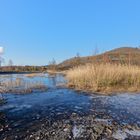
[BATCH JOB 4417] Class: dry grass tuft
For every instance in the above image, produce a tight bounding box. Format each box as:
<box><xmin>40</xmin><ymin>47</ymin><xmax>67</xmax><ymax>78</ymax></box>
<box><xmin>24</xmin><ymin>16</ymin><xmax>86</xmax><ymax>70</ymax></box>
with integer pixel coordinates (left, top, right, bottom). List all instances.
<box><xmin>66</xmin><ymin>63</ymin><xmax>140</xmax><ymax>93</ymax></box>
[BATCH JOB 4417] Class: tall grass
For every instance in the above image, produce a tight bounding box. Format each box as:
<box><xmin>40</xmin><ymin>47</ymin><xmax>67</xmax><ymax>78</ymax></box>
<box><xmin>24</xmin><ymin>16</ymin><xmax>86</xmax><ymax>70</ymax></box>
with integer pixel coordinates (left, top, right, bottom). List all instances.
<box><xmin>66</xmin><ymin>63</ymin><xmax>140</xmax><ymax>93</ymax></box>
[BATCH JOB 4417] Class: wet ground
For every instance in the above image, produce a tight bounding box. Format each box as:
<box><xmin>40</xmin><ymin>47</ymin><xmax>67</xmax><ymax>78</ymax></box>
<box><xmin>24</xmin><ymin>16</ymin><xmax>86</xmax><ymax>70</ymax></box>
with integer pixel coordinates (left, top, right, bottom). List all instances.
<box><xmin>0</xmin><ymin>74</ymin><xmax>140</xmax><ymax>140</ymax></box>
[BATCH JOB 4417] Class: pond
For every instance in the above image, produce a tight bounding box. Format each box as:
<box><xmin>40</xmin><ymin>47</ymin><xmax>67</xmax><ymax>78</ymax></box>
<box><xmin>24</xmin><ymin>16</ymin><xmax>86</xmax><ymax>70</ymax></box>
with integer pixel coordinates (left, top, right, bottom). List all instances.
<box><xmin>0</xmin><ymin>73</ymin><xmax>140</xmax><ymax>140</ymax></box>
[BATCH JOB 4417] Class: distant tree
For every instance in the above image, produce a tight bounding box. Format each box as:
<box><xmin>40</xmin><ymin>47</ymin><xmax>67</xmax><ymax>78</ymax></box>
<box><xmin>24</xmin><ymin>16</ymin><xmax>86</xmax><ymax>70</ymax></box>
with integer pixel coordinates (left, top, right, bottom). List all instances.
<box><xmin>93</xmin><ymin>44</ymin><xmax>99</xmax><ymax>56</ymax></box>
<box><xmin>8</xmin><ymin>59</ymin><xmax>13</xmax><ymax>66</ymax></box>
<box><xmin>49</xmin><ymin>58</ymin><xmax>56</xmax><ymax>65</ymax></box>
<box><xmin>0</xmin><ymin>57</ymin><xmax>4</xmax><ymax>67</ymax></box>
<box><xmin>75</xmin><ymin>52</ymin><xmax>81</xmax><ymax>66</ymax></box>
<box><xmin>76</xmin><ymin>52</ymin><xmax>80</xmax><ymax>58</ymax></box>
<box><xmin>49</xmin><ymin>58</ymin><xmax>57</xmax><ymax>71</ymax></box>
<box><xmin>92</xmin><ymin>45</ymin><xmax>99</xmax><ymax>64</ymax></box>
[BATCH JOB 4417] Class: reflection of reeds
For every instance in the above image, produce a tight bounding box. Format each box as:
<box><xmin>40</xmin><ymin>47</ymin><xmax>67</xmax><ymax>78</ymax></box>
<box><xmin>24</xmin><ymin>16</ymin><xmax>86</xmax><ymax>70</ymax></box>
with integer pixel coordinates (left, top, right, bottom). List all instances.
<box><xmin>67</xmin><ymin>63</ymin><xmax>140</xmax><ymax>93</ymax></box>
<box><xmin>1</xmin><ymin>78</ymin><xmax>47</xmax><ymax>94</ymax></box>
<box><xmin>24</xmin><ymin>73</ymin><xmax>46</xmax><ymax>78</ymax></box>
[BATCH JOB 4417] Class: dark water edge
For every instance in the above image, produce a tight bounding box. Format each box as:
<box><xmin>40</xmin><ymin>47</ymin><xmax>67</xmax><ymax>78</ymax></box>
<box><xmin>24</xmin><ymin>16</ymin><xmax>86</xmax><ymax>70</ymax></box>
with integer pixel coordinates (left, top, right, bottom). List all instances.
<box><xmin>0</xmin><ymin>72</ymin><xmax>40</xmax><ymax>75</ymax></box>
<box><xmin>0</xmin><ymin>74</ymin><xmax>140</xmax><ymax>140</ymax></box>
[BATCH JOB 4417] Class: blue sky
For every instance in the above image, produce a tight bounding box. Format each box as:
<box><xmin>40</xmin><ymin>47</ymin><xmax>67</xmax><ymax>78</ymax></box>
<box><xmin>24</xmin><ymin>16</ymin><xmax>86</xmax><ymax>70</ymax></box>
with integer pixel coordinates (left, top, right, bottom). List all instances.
<box><xmin>0</xmin><ymin>0</ymin><xmax>140</xmax><ymax>65</ymax></box>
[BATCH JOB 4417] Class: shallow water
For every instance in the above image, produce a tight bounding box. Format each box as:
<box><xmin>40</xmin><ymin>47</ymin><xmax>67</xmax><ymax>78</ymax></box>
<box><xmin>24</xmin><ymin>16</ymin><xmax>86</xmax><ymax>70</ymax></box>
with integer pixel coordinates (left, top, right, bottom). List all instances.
<box><xmin>0</xmin><ymin>73</ymin><xmax>140</xmax><ymax>138</ymax></box>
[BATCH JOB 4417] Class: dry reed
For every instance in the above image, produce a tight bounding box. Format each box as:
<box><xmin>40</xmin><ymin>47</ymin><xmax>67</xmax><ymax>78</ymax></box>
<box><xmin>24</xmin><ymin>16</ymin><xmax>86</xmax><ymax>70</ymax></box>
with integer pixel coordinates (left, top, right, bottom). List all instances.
<box><xmin>1</xmin><ymin>78</ymin><xmax>47</xmax><ymax>93</ymax></box>
<box><xmin>66</xmin><ymin>63</ymin><xmax>140</xmax><ymax>93</ymax></box>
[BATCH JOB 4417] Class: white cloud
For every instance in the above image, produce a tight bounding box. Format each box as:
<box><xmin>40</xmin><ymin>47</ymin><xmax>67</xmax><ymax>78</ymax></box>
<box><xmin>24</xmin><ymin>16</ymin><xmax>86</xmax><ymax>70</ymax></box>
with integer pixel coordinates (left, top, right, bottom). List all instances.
<box><xmin>0</xmin><ymin>46</ymin><xmax>4</xmax><ymax>54</ymax></box>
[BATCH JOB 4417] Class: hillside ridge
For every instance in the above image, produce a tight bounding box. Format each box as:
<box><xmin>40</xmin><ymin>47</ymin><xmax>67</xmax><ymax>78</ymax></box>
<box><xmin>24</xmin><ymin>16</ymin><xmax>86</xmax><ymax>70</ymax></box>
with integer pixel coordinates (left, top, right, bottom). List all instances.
<box><xmin>58</xmin><ymin>47</ymin><xmax>140</xmax><ymax>70</ymax></box>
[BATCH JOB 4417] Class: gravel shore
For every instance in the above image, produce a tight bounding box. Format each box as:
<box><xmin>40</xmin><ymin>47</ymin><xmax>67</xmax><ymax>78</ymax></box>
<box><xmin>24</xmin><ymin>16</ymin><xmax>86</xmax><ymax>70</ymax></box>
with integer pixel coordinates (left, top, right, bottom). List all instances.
<box><xmin>1</xmin><ymin>113</ymin><xmax>140</xmax><ymax>140</ymax></box>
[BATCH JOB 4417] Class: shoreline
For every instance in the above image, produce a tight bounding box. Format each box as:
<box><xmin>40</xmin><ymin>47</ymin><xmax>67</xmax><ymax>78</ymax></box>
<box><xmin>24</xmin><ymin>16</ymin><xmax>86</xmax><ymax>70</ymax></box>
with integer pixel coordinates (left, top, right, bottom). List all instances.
<box><xmin>1</xmin><ymin>71</ymin><xmax>140</xmax><ymax>95</ymax></box>
<box><xmin>66</xmin><ymin>84</ymin><xmax>140</xmax><ymax>95</ymax></box>
<box><xmin>0</xmin><ymin>71</ymin><xmax>41</xmax><ymax>75</ymax></box>
<box><xmin>1</xmin><ymin>112</ymin><xmax>140</xmax><ymax>140</ymax></box>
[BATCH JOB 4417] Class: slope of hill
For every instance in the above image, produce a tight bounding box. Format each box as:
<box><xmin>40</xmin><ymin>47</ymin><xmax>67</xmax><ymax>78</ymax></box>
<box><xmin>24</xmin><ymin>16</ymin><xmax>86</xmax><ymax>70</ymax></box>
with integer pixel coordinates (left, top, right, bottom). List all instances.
<box><xmin>58</xmin><ymin>47</ymin><xmax>140</xmax><ymax>70</ymax></box>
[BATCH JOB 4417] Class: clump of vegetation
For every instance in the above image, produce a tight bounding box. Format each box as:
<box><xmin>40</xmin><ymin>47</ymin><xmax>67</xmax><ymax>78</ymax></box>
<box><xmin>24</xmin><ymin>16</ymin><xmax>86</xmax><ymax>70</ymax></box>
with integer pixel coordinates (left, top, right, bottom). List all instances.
<box><xmin>0</xmin><ymin>65</ymin><xmax>47</xmax><ymax>73</ymax></box>
<box><xmin>1</xmin><ymin>78</ymin><xmax>47</xmax><ymax>94</ymax></box>
<box><xmin>66</xmin><ymin>63</ymin><xmax>140</xmax><ymax>93</ymax></box>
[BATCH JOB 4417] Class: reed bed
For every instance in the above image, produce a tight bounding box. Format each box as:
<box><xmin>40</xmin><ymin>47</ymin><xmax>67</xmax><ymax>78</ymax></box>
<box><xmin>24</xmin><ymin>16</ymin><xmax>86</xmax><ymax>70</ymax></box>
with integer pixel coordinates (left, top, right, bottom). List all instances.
<box><xmin>1</xmin><ymin>78</ymin><xmax>47</xmax><ymax>94</ymax></box>
<box><xmin>66</xmin><ymin>63</ymin><xmax>140</xmax><ymax>93</ymax></box>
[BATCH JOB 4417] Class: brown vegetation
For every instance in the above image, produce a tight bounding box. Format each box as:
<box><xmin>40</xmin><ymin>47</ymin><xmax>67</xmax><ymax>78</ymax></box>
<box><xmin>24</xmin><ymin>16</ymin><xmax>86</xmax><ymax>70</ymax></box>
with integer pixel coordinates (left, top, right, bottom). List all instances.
<box><xmin>66</xmin><ymin>63</ymin><xmax>140</xmax><ymax>93</ymax></box>
<box><xmin>0</xmin><ymin>66</ymin><xmax>47</xmax><ymax>73</ymax></box>
<box><xmin>24</xmin><ymin>73</ymin><xmax>46</xmax><ymax>78</ymax></box>
<box><xmin>58</xmin><ymin>47</ymin><xmax>140</xmax><ymax>70</ymax></box>
<box><xmin>1</xmin><ymin>78</ymin><xmax>47</xmax><ymax>94</ymax></box>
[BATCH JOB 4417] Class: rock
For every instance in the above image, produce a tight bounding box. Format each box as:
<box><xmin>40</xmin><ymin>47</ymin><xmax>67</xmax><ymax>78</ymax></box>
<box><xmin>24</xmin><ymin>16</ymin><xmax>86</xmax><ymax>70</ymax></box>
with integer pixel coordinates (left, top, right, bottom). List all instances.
<box><xmin>29</xmin><ymin>135</ymin><xmax>33</xmax><ymax>138</ymax></box>
<box><xmin>0</xmin><ymin>128</ymin><xmax>3</xmax><ymax>132</ymax></box>
<box><xmin>63</xmin><ymin>128</ymin><xmax>68</xmax><ymax>132</ymax></box>
<box><xmin>71</xmin><ymin>113</ymin><xmax>77</xmax><ymax>117</ymax></box>
<box><xmin>52</xmin><ymin>131</ymin><xmax>55</xmax><ymax>135</ymax></box>
<box><xmin>36</xmin><ymin>136</ymin><xmax>40</xmax><ymax>140</ymax></box>
<box><xmin>106</xmin><ymin>128</ymin><xmax>112</xmax><ymax>135</ymax></box>
<box><xmin>93</xmin><ymin>124</ymin><xmax>104</xmax><ymax>135</ymax></box>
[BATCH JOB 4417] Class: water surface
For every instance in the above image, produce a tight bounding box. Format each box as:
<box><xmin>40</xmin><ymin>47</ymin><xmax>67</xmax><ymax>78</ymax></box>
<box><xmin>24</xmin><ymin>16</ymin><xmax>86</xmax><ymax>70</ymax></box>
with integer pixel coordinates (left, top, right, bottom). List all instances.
<box><xmin>0</xmin><ymin>73</ymin><xmax>140</xmax><ymax>137</ymax></box>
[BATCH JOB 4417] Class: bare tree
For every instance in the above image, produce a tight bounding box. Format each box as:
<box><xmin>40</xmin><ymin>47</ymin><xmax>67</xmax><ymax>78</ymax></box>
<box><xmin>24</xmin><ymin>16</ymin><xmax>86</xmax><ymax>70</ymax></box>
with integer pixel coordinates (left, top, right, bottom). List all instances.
<box><xmin>8</xmin><ymin>59</ymin><xmax>13</xmax><ymax>66</ymax></box>
<box><xmin>93</xmin><ymin>44</ymin><xmax>99</xmax><ymax>56</ymax></box>
<box><xmin>76</xmin><ymin>52</ymin><xmax>80</xmax><ymax>58</ymax></box>
<box><xmin>0</xmin><ymin>56</ymin><xmax>4</xmax><ymax>67</ymax></box>
<box><xmin>49</xmin><ymin>58</ymin><xmax>57</xmax><ymax>71</ymax></box>
<box><xmin>92</xmin><ymin>44</ymin><xmax>99</xmax><ymax>64</ymax></box>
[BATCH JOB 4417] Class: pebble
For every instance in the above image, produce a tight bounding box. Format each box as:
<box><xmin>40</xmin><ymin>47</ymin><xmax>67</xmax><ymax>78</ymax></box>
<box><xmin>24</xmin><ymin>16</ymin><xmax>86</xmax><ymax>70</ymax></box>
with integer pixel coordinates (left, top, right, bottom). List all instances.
<box><xmin>63</xmin><ymin>128</ymin><xmax>68</xmax><ymax>132</ymax></box>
